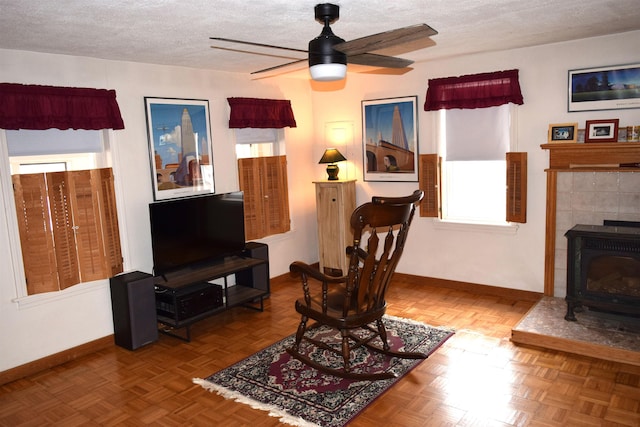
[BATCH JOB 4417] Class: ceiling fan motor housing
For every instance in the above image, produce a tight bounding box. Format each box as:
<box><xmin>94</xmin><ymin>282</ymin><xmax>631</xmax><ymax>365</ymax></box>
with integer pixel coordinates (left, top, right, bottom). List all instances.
<box><xmin>308</xmin><ymin>27</ymin><xmax>346</xmax><ymax>66</ymax></box>
<box><xmin>309</xmin><ymin>3</ymin><xmax>347</xmax><ymax>70</ymax></box>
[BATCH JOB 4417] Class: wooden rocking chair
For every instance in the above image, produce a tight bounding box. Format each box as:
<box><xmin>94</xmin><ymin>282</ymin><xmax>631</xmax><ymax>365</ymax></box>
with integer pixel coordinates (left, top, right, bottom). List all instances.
<box><xmin>287</xmin><ymin>190</ymin><xmax>425</xmax><ymax>380</ymax></box>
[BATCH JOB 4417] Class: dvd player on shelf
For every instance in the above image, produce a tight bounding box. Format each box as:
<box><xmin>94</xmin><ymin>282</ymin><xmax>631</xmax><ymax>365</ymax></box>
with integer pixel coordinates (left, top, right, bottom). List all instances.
<box><xmin>155</xmin><ymin>282</ymin><xmax>223</xmax><ymax>321</ymax></box>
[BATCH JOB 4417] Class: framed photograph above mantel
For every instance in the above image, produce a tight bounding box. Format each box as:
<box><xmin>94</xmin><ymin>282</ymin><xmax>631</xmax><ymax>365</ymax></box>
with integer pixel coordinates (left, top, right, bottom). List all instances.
<box><xmin>362</xmin><ymin>96</ymin><xmax>419</xmax><ymax>182</ymax></box>
<box><xmin>568</xmin><ymin>63</ymin><xmax>640</xmax><ymax>112</ymax></box>
<box><xmin>548</xmin><ymin>123</ymin><xmax>578</xmax><ymax>143</ymax></box>
<box><xmin>584</xmin><ymin>119</ymin><xmax>619</xmax><ymax>143</ymax></box>
<box><xmin>144</xmin><ymin>97</ymin><xmax>214</xmax><ymax>201</ymax></box>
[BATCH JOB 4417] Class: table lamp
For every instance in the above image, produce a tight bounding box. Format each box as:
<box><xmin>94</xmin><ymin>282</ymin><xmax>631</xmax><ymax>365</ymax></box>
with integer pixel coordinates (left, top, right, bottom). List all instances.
<box><xmin>318</xmin><ymin>148</ymin><xmax>347</xmax><ymax>180</ymax></box>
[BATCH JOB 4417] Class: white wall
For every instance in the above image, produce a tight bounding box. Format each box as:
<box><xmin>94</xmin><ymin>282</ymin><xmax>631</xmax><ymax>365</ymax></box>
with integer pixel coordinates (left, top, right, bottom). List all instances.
<box><xmin>0</xmin><ymin>50</ymin><xmax>318</xmax><ymax>371</ymax></box>
<box><xmin>308</xmin><ymin>30</ymin><xmax>640</xmax><ymax>293</ymax></box>
<box><xmin>1</xmin><ymin>29</ymin><xmax>639</xmax><ymax>372</ymax></box>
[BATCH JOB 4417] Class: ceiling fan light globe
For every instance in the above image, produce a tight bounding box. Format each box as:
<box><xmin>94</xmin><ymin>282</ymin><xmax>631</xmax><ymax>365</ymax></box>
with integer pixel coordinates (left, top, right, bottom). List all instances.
<box><xmin>309</xmin><ymin>63</ymin><xmax>347</xmax><ymax>81</ymax></box>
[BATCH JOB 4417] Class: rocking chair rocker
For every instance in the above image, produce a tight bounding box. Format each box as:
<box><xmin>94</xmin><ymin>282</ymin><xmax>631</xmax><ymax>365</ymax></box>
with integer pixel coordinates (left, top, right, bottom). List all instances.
<box><xmin>287</xmin><ymin>190</ymin><xmax>425</xmax><ymax>380</ymax></box>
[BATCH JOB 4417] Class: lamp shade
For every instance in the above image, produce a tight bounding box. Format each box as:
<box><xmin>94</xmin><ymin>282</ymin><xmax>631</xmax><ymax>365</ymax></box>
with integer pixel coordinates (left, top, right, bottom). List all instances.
<box><xmin>319</xmin><ymin>148</ymin><xmax>347</xmax><ymax>180</ymax></box>
<box><xmin>319</xmin><ymin>148</ymin><xmax>347</xmax><ymax>164</ymax></box>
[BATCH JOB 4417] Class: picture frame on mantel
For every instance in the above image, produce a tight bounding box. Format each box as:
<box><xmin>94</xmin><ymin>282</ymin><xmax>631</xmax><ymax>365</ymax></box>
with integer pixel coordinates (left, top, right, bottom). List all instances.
<box><xmin>362</xmin><ymin>96</ymin><xmax>419</xmax><ymax>182</ymax></box>
<box><xmin>144</xmin><ymin>97</ymin><xmax>214</xmax><ymax>201</ymax></box>
<box><xmin>548</xmin><ymin>123</ymin><xmax>578</xmax><ymax>143</ymax></box>
<box><xmin>568</xmin><ymin>63</ymin><xmax>640</xmax><ymax>112</ymax></box>
<box><xmin>584</xmin><ymin>119</ymin><xmax>619</xmax><ymax>143</ymax></box>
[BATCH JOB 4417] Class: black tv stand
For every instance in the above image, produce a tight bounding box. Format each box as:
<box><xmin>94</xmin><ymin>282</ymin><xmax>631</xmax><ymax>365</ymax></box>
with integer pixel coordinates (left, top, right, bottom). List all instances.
<box><xmin>153</xmin><ymin>242</ymin><xmax>269</xmax><ymax>342</ymax></box>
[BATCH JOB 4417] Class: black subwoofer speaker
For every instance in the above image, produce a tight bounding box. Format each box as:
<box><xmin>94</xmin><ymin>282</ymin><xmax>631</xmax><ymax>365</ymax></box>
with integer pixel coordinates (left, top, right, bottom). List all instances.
<box><xmin>109</xmin><ymin>271</ymin><xmax>158</xmax><ymax>350</ymax></box>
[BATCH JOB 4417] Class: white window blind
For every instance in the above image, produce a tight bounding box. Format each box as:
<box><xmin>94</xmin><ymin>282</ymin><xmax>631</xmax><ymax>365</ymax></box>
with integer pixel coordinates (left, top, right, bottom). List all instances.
<box><xmin>444</xmin><ymin>104</ymin><xmax>510</xmax><ymax>161</ymax></box>
<box><xmin>6</xmin><ymin>129</ymin><xmax>103</xmax><ymax>156</ymax></box>
<box><xmin>234</xmin><ymin>128</ymin><xmax>279</xmax><ymax>144</ymax></box>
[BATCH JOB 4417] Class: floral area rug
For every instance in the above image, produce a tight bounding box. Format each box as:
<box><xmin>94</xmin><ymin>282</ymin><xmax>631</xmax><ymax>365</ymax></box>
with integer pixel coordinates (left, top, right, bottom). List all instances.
<box><xmin>193</xmin><ymin>315</ymin><xmax>454</xmax><ymax>427</ymax></box>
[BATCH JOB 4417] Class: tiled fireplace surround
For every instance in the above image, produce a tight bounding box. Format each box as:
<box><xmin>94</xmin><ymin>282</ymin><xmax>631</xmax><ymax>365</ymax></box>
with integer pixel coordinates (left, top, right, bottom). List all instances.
<box><xmin>553</xmin><ymin>170</ymin><xmax>640</xmax><ymax>297</ymax></box>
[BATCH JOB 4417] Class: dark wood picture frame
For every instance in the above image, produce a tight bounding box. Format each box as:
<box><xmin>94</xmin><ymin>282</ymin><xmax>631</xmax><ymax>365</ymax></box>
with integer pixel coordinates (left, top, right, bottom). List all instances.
<box><xmin>584</xmin><ymin>119</ymin><xmax>619</xmax><ymax>143</ymax></box>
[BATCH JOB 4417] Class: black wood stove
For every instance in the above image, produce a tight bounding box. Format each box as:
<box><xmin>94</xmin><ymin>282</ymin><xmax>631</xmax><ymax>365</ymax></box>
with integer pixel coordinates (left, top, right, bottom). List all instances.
<box><xmin>564</xmin><ymin>222</ymin><xmax>640</xmax><ymax>321</ymax></box>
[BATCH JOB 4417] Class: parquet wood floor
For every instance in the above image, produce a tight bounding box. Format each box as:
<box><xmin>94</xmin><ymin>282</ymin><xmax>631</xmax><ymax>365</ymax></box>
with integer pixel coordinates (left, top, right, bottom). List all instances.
<box><xmin>1</xmin><ymin>274</ymin><xmax>639</xmax><ymax>426</ymax></box>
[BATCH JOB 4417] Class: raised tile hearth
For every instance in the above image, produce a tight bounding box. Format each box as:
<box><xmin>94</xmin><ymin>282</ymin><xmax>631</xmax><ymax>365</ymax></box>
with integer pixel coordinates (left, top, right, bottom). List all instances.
<box><xmin>511</xmin><ymin>296</ymin><xmax>640</xmax><ymax>366</ymax></box>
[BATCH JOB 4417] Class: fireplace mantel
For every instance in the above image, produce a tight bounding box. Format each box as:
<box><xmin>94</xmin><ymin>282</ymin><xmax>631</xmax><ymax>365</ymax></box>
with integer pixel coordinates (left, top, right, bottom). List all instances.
<box><xmin>541</xmin><ymin>142</ymin><xmax>640</xmax><ymax>295</ymax></box>
<box><xmin>541</xmin><ymin>142</ymin><xmax>640</xmax><ymax>170</ymax></box>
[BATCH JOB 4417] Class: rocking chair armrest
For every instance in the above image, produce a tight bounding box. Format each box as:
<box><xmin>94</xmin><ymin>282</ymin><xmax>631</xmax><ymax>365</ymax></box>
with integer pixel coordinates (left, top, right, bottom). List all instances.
<box><xmin>346</xmin><ymin>245</ymin><xmax>368</xmax><ymax>260</ymax></box>
<box><xmin>289</xmin><ymin>261</ymin><xmax>347</xmax><ymax>284</ymax></box>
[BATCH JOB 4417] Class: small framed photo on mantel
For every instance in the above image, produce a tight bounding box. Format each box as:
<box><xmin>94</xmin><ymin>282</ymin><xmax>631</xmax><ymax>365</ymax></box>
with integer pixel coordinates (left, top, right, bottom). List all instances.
<box><xmin>584</xmin><ymin>119</ymin><xmax>619</xmax><ymax>143</ymax></box>
<box><xmin>548</xmin><ymin>123</ymin><xmax>578</xmax><ymax>143</ymax></box>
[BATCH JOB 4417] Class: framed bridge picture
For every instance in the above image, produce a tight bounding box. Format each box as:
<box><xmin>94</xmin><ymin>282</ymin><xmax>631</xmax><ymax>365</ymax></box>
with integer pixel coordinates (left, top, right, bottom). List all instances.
<box><xmin>362</xmin><ymin>96</ymin><xmax>419</xmax><ymax>182</ymax></box>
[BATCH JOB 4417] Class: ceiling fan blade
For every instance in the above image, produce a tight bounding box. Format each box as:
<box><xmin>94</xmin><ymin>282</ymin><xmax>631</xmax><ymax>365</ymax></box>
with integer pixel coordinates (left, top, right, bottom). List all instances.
<box><xmin>334</xmin><ymin>24</ymin><xmax>438</xmax><ymax>56</ymax></box>
<box><xmin>210</xmin><ymin>44</ymin><xmax>303</xmax><ymax>61</ymax></box>
<box><xmin>347</xmin><ymin>53</ymin><xmax>413</xmax><ymax>69</ymax></box>
<box><xmin>209</xmin><ymin>37</ymin><xmax>307</xmax><ymax>54</ymax></box>
<box><xmin>251</xmin><ymin>58</ymin><xmax>307</xmax><ymax>75</ymax></box>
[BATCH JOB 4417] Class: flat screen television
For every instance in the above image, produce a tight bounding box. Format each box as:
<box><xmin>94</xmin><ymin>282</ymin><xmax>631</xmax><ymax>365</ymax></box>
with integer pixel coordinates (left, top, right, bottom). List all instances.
<box><xmin>149</xmin><ymin>191</ymin><xmax>246</xmax><ymax>277</ymax></box>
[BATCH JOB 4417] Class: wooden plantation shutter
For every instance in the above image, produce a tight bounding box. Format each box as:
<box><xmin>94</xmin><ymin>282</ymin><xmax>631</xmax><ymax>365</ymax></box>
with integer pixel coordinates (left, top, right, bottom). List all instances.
<box><xmin>506</xmin><ymin>152</ymin><xmax>527</xmax><ymax>223</ymax></box>
<box><xmin>98</xmin><ymin>168</ymin><xmax>124</xmax><ymax>276</ymax></box>
<box><xmin>68</xmin><ymin>169</ymin><xmax>123</xmax><ymax>282</ymax></box>
<box><xmin>238</xmin><ymin>155</ymin><xmax>290</xmax><ymax>240</ymax></box>
<box><xmin>12</xmin><ymin>168</ymin><xmax>123</xmax><ymax>295</ymax></box>
<box><xmin>47</xmin><ymin>171</ymin><xmax>81</xmax><ymax>288</ymax></box>
<box><xmin>239</xmin><ymin>157</ymin><xmax>265</xmax><ymax>240</ymax></box>
<box><xmin>419</xmin><ymin>154</ymin><xmax>441</xmax><ymax>217</ymax></box>
<box><xmin>12</xmin><ymin>173</ymin><xmax>61</xmax><ymax>295</ymax></box>
<box><xmin>263</xmin><ymin>156</ymin><xmax>290</xmax><ymax>236</ymax></box>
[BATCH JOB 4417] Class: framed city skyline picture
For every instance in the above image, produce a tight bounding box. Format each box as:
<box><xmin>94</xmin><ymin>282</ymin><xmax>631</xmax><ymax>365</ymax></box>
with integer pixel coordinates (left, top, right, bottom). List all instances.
<box><xmin>144</xmin><ymin>97</ymin><xmax>214</xmax><ymax>200</ymax></box>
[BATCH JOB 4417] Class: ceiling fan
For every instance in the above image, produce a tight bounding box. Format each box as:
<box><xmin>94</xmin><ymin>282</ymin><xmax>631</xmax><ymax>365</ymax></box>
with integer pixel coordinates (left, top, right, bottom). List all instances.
<box><xmin>210</xmin><ymin>3</ymin><xmax>437</xmax><ymax>81</ymax></box>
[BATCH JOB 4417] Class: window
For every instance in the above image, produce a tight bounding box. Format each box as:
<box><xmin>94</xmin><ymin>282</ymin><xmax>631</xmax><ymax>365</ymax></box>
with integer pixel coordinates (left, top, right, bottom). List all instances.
<box><xmin>227</xmin><ymin>97</ymin><xmax>296</xmax><ymax>240</ymax></box>
<box><xmin>235</xmin><ymin>128</ymin><xmax>284</xmax><ymax>158</ymax></box>
<box><xmin>235</xmin><ymin>128</ymin><xmax>290</xmax><ymax>240</ymax></box>
<box><xmin>421</xmin><ymin>69</ymin><xmax>527</xmax><ymax>224</ymax></box>
<box><xmin>6</xmin><ymin>129</ymin><xmax>123</xmax><ymax>296</ymax></box>
<box><xmin>0</xmin><ymin>83</ymin><xmax>126</xmax><ymax>297</ymax></box>
<box><xmin>440</xmin><ymin>105</ymin><xmax>511</xmax><ymax>224</ymax></box>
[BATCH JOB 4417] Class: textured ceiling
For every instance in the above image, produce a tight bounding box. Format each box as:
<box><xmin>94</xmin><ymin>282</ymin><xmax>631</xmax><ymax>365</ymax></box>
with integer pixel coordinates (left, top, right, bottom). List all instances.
<box><xmin>1</xmin><ymin>0</ymin><xmax>640</xmax><ymax>79</ymax></box>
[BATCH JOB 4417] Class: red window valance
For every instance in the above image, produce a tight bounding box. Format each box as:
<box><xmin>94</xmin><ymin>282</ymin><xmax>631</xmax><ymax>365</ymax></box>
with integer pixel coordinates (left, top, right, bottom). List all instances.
<box><xmin>0</xmin><ymin>83</ymin><xmax>125</xmax><ymax>130</ymax></box>
<box><xmin>227</xmin><ymin>97</ymin><xmax>297</xmax><ymax>129</ymax></box>
<box><xmin>424</xmin><ymin>69</ymin><xmax>524</xmax><ymax>111</ymax></box>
